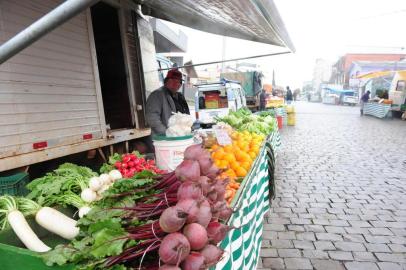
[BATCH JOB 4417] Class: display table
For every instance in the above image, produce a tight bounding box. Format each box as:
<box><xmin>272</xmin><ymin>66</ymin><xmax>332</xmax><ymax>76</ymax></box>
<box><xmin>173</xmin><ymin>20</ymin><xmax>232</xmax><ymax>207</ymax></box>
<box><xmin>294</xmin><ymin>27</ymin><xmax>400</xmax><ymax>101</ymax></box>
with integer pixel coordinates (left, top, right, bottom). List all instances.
<box><xmin>364</xmin><ymin>102</ymin><xmax>391</xmax><ymax>118</ymax></box>
<box><xmin>0</xmin><ymin>131</ymin><xmax>281</xmax><ymax>270</ymax></box>
<box><xmin>213</xmin><ymin>131</ymin><xmax>280</xmax><ymax>270</ymax></box>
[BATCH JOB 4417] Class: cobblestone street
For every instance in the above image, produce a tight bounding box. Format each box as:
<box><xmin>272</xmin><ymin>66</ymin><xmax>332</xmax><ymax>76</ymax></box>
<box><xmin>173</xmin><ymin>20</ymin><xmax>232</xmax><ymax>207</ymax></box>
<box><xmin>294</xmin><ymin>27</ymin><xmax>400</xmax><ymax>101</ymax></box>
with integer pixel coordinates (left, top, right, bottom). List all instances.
<box><xmin>259</xmin><ymin>102</ymin><xmax>406</xmax><ymax>270</ymax></box>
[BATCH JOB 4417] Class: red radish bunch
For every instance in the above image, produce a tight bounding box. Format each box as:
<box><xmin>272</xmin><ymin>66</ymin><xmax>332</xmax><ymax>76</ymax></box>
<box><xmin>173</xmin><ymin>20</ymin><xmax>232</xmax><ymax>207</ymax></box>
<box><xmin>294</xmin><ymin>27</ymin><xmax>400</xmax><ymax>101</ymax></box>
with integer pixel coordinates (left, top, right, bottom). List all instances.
<box><xmin>114</xmin><ymin>153</ymin><xmax>165</xmax><ymax>178</ymax></box>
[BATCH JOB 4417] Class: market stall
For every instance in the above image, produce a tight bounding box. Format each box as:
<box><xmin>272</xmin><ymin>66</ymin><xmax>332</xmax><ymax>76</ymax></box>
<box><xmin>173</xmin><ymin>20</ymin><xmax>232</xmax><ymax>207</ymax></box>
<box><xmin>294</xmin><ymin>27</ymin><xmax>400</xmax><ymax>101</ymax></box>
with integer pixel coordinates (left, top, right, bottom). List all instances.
<box><xmin>0</xmin><ymin>109</ymin><xmax>280</xmax><ymax>270</ymax></box>
<box><xmin>213</xmin><ymin>132</ymin><xmax>280</xmax><ymax>270</ymax></box>
<box><xmin>364</xmin><ymin>102</ymin><xmax>392</xmax><ymax>118</ymax></box>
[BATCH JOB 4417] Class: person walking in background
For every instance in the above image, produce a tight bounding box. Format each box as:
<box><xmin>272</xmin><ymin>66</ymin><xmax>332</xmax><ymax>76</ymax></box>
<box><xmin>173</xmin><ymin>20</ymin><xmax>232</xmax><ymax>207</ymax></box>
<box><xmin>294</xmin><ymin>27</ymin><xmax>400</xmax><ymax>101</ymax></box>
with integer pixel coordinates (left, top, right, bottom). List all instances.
<box><xmin>293</xmin><ymin>88</ymin><xmax>300</xmax><ymax>101</ymax></box>
<box><xmin>360</xmin><ymin>90</ymin><xmax>370</xmax><ymax>116</ymax></box>
<box><xmin>285</xmin><ymin>86</ymin><xmax>293</xmax><ymax>104</ymax></box>
<box><xmin>259</xmin><ymin>89</ymin><xmax>267</xmax><ymax>111</ymax></box>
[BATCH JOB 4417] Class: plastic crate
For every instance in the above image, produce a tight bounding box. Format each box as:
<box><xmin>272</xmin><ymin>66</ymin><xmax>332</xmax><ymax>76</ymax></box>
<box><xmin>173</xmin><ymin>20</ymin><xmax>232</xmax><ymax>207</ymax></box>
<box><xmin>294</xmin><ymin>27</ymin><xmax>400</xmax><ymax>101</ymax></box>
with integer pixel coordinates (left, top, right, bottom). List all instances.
<box><xmin>0</xmin><ymin>172</ymin><xmax>29</xmax><ymax>196</ymax></box>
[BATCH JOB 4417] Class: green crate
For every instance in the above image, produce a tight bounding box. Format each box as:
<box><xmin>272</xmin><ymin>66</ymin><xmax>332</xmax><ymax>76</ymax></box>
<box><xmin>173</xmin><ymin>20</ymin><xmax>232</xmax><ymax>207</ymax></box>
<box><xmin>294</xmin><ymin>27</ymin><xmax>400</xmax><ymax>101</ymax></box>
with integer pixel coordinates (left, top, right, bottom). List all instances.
<box><xmin>0</xmin><ymin>172</ymin><xmax>29</xmax><ymax>196</ymax></box>
<box><xmin>0</xmin><ymin>243</ymin><xmax>74</xmax><ymax>270</ymax></box>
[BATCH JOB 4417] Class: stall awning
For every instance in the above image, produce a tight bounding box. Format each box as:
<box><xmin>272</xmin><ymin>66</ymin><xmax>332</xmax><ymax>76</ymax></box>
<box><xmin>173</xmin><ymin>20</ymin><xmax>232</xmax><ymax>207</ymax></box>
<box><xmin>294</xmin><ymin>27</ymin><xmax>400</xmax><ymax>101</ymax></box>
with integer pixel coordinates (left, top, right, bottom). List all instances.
<box><xmin>324</xmin><ymin>88</ymin><xmax>354</xmax><ymax>94</ymax></box>
<box><xmin>357</xmin><ymin>70</ymin><xmax>400</xmax><ymax>79</ymax></box>
<box><xmin>138</xmin><ymin>0</ymin><xmax>295</xmax><ymax>52</ymax></box>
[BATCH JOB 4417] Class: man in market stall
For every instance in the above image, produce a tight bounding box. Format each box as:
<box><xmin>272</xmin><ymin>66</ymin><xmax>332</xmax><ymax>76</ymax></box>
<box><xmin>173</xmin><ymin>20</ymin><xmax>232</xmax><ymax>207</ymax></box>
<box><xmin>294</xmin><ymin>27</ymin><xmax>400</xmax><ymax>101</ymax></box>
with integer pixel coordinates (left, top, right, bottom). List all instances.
<box><xmin>146</xmin><ymin>69</ymin><xmax>190</xmax><ymax>135</ymax></box>
<box><xmin>360</xmin><ymin>90</ymin><xmax>370</xmax><ymax>116</ymax></box>
<box><xmin>259</xmin><ymin>89</ymin><xmax>267</xmax><ymax>111</ymax></box>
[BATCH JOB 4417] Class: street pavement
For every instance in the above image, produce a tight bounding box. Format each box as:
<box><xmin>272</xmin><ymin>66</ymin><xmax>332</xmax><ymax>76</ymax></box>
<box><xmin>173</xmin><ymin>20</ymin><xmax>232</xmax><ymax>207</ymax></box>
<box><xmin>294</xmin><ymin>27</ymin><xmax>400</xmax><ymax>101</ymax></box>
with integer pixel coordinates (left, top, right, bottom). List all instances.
<box><xmin>259</xmin><ymin>102</ymin><xmax>406</xmax><ymax>270</ymax></box>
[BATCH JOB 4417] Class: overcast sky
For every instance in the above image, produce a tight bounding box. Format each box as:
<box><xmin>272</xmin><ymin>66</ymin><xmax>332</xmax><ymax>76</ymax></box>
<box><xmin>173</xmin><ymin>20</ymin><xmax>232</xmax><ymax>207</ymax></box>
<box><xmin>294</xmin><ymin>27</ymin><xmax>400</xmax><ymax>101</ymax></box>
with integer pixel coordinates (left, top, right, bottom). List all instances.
<box><xmin>163</xmin><ymin>0</ymin><xmax>406</xmax><ymax>89</ymax></box>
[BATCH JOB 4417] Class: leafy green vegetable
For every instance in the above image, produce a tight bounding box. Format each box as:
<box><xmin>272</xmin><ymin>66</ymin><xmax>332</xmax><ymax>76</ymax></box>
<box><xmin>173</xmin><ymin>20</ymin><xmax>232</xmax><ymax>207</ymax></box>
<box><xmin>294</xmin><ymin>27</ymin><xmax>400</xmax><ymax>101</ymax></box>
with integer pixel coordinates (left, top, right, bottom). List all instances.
<box><xmin>90</xmin><ymin>227</ymin><xmax>127</xmax><ymax>258</ymax></box>
<box><xmin>45</xmin><ymin>210</ymin><xmax>131</xmax><ymax>269</ymax></box>
<box><xmin>42</xmin><ymin>170</ymin><xmax>159</xmax><ymax>270</ymax></box>
<box><xmin>43</xmin><ymin>245</ymin><xmax>82</xmax><ymax>266</ymax></box>
<box><xmin>215</xmin><ymin>108</ymin><xmax>277</xmax><ymax>136</ymax></box>
<box><xmin>108</xmin><ymin>153</ymin><xmax>122</xmax><ymax>165</ymax></box>
<box><xmin>27</xmin><ymin>163</ymin><xmax>97</xmax><ymax>206</ymax></box>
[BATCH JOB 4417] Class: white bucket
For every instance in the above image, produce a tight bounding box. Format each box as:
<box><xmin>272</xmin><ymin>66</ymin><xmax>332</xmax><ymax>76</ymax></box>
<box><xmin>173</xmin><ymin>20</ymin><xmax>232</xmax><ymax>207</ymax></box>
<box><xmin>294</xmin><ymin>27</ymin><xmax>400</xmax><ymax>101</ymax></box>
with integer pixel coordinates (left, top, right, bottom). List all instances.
<box><xmin>153</xmin><ymin>135</ymin><xmax>195</xmax><ymax>171</ymax></box>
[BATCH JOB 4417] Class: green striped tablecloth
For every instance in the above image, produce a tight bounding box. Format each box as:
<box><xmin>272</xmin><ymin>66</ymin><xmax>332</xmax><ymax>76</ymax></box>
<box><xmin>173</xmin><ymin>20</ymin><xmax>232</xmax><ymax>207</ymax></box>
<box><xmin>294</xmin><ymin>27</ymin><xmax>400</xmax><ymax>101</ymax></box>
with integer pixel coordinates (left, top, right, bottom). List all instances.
<box><xmin>213</xmin><ymin>131</ymin><xmax>281</xmax><ymax>270</ymax></box>
<box><xmin>364</xmin><ymin>102</ymin><xmax>391</xmax><ymax>118</ymax></box>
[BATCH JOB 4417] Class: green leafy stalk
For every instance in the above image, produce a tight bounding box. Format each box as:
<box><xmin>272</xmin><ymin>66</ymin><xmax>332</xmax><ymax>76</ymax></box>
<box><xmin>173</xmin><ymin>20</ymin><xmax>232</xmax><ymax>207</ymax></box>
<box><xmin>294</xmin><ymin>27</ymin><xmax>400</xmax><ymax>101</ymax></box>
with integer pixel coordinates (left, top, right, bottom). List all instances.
<box><xmin>16</xmin><ymin>197</ymin><xmax>41</xmax><ymax>216</ymax></box>
<box><xmin>0</xmin><ymin>195</ymin><xmax>18</xmax><ymax>230</ymax></box>
<box><xmin>27</xmin><ymin>163</ymin><xmax>97</xmax><ymax>206</ymax></box>
<box><xmin>47</xmin><ymin>192</ymin><xmax>87</xmax><ymax>209</ymax></box>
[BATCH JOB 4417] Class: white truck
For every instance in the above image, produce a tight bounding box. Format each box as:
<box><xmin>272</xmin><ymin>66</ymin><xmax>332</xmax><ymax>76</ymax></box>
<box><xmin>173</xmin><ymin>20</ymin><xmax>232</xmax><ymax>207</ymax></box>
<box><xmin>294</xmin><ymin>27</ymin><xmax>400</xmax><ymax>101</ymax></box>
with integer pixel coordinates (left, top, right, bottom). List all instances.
<box><xmin>0</xmin><ymin>0</ymin><xmax>294</xmax><ymax>172</ymax></box>
<box><xmin>194</xmin><ymin>81</ymin><xmax>246</xmax><ymax>127</ymax></box>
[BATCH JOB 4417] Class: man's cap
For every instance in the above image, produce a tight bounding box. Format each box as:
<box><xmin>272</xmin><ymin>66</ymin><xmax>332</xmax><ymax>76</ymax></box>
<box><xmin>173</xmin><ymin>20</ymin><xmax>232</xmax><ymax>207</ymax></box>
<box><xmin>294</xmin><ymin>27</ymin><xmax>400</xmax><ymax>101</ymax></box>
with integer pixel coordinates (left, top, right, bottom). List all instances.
<box><xmin>166</xmin><ymin>69</ymin><xmax>183</xmax><ymax>81</ymax></box>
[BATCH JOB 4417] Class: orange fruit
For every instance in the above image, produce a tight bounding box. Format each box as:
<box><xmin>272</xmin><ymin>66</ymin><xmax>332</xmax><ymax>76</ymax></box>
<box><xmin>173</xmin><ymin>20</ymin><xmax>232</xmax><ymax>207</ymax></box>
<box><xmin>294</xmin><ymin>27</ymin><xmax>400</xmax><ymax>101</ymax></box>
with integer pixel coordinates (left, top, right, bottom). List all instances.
<box><xmin>240</xmin><ymin>161</ymin><xmax>251</xmax><ymax>171</ymax></box>
<box><xmin>248</xmin><ymin>151</ymin><xmax>257</xmax><ymax>159</ymax></box>
<box><xmin>213</xmin><ymin>150</ymin><xmax>225</xmax><ymax>160</ymax></box>
<box><xmin>218</xmin><ymin>160</ymin><xmax>229</xmax><ymax>169</ymax></box>
<box><xmin>214</xmin><ymin>159</ymin><xmax>222</xmax><ymax>167</ymax></box>
<box><xmin>235</xmin><ymin>150</ymin><xmax>245</xmax><ymax>162</ymax></box>
<box><xmin>235</xmin><ymin>167</ymin><xmax>247</xmax><ymax>177</ymax></box>
<box><xmin>237</xmin><ymin>152</ymin><xmax>250</xmax><ymax>162</ymax></box>
<box><xmin>230</xmin><ymin>160</ymin><xmax>240</xmax><ymax>171</ymax></box>
<box><xmin>225</xmin><ymin>168</ymin><xmax>237</xmax><ymax>178</ymax></box>
<box><xmin>211</xmin><ymin>144</ymin><xmax>219</xmax><ymax>151</ymax></box>
<box><xmin>223</xmin><ymin>145</ymin><xmax>233</xmax><ymax>153</ymax></box>
<box><xmin>237</xmin><ymin>140</ymin><xmax>247</xmax><ymax>149</ymax></box>
<box><xmin>223</xmin><ymin>153</ymin><xmax>236</xmax><ymax>163</ymax></box>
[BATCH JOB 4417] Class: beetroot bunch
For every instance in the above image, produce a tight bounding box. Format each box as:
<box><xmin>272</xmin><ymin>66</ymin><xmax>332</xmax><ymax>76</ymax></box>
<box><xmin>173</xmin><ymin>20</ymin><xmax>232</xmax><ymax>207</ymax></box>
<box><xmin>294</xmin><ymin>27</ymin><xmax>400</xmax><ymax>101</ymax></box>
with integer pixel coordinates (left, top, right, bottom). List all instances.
<box><xmin>157</xmin><ymin>144</ymin><xmax>234</xmax><ymax>270</ymax></box>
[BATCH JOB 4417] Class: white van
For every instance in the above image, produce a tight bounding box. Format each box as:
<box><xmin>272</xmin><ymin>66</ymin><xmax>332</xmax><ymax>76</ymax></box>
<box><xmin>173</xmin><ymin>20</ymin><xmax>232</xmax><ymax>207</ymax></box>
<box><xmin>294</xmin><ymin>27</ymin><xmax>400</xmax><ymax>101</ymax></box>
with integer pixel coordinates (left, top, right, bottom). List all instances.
<box><xmin>194</xmin><ymin>80</ymin><xmax>246</xmax><ymax>127</ymax></box>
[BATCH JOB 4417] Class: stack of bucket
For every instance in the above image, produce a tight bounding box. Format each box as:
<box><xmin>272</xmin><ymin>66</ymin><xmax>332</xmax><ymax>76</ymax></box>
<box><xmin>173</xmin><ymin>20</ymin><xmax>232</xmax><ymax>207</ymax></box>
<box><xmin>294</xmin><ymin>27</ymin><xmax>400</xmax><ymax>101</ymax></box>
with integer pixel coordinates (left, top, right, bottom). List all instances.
<box><xmin>286</xmin><ymin>105</ymin><xmax>296</xmax><ymax>126</ymax></box>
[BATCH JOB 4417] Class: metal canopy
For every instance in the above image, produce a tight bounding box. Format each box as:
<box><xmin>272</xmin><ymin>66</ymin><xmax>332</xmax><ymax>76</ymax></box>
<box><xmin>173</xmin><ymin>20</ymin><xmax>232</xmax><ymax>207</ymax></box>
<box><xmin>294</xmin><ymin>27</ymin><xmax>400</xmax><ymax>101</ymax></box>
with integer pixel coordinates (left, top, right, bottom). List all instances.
<box><xmin>138</xmin><ymin>0</ymin><xmax>295</xmax><ymax>52</ymax></box>
<box><xmin>0</xmin><ymin>0</ymin><xmax>99</xmax><ymax>64</ymax></box>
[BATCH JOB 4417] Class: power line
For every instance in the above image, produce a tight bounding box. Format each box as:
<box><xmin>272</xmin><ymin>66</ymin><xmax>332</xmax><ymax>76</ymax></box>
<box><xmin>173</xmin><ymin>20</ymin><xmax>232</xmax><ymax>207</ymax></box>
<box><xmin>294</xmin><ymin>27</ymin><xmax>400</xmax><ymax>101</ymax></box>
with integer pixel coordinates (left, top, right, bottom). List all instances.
<box><xmin>346</xmin><ymin>45</ymin><xmax>405</xmax><ymax>50</ymax></box>
<box><xmin>356</xmin><ymin>9</ymin><xmax>406</xmax><ymax>20</ymax></box>
<box><xmin>157</xmin><ymin>51</ymin><xmax>291</xmax><ymax>71</ymax></box>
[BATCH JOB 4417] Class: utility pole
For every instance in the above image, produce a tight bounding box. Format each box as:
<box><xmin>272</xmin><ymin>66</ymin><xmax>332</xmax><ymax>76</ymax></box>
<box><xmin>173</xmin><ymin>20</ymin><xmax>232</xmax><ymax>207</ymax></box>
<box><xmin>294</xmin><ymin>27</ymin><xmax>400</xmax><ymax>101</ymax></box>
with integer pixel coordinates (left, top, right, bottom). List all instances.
<box><xmin>272</xmin><ymin>69</ymin><xmax>276</xmax><ymax>87</ymax></box>
<box><xmin>221</xmin><ymin>36</ymin><xmax>227</xmax><ymax>73</ymax></box>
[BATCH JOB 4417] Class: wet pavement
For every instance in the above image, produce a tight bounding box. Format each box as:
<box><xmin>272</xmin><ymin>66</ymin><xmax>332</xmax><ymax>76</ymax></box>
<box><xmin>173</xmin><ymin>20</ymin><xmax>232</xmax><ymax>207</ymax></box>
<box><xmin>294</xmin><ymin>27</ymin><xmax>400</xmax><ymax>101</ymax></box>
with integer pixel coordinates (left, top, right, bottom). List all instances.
<box><xmin>259</xmin><ymin>102</ymin><xmax>406</xmax><ymax>270</ymax></box>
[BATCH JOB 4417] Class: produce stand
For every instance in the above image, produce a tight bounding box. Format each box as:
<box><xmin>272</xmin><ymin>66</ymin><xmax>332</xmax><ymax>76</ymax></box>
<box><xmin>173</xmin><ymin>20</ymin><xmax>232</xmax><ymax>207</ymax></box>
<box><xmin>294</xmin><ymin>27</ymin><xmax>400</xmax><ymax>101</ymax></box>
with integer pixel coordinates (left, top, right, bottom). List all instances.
<box><xmin>0</xmin><ymin>108</ymin><xmax>280</xmax><ymax>270</ymax></box>
<box><xmin>213</xmin><ymin>131</ymin><xmax>280</xmax><ymax>270</ymax></box>
<box><xmin>364</xmin><ymin>102</ymin><xmax>392</xmax><ymax>118</ymax></box>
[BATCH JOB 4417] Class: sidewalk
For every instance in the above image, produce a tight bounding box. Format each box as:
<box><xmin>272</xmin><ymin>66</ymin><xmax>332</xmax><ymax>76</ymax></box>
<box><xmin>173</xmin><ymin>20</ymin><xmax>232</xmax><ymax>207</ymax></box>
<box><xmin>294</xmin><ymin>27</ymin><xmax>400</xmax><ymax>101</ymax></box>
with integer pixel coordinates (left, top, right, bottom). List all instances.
<box><xmin>259</xmin><ymin>102</ymin><xmax>406</xmax><ymax>270</ymax></box>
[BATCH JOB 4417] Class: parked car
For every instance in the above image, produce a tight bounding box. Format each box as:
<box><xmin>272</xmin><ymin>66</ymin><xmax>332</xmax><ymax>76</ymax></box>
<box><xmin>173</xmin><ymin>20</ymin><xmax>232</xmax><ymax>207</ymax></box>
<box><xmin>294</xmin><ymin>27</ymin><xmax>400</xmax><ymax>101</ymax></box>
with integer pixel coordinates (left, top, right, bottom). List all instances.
<box><xmin>342</xmin><ymin>95</ymin><xmax>358</xmax><ymax>106</ymax></box>
<box><xmin>194</xmin><ymin>79</ymin><xmax>246</xmax><ymax>128</ymax></box>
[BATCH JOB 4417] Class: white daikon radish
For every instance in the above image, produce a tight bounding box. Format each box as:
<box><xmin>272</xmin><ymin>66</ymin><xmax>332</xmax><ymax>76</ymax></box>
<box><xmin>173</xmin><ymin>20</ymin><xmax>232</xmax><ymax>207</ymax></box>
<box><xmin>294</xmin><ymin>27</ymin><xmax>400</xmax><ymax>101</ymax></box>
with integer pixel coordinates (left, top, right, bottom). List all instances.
<box><xmin>0</xmin><ymin>196</ymin><xmax>50</xmax><ymax>252</ymax></box>
<box><xmin>81</xmin><ymin>188</ymin><xmax>97</xmax><ymax>203</ymax></box>
<box><xmin>78</xmin><ymin>206</ymin><xmax>92</xmax><ymax>218</ymax></box>
<box><xmin>35</xmin><ymin>207</ymin><xmax>79</xmax><ymax>240</ymax></box>
<box><xmin>8</xmin><ymin>210</ymin><xmax>51</xmax><ymax>252</ymax></box>
<box><xmin>89</xmin><ymin>177</ymin><xmax>102</xmax><ymax>191</ymax></box>
<box><xmin>99</xmin><ymin>173</ymin><xmax>111</xmax><ymax>185</ymax></box>
<box><xmin>109</xmin><ymin>170</ymin><xmax>122</xmax><ymax>181</ymax></box>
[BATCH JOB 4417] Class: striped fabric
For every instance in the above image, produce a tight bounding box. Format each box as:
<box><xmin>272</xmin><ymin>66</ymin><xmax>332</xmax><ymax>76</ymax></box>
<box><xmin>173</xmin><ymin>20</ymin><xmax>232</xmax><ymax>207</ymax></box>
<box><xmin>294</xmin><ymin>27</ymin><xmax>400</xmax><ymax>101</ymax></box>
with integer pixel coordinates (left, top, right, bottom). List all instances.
<box><xmin>364</xmin><ymin>103</ymin><xmax>391</xmax><ymax>118</ymax></box>
<box><xmin>213</xmin><ymin>131</ymin><xmax>281</xmax><ymax>270</ymax></box>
